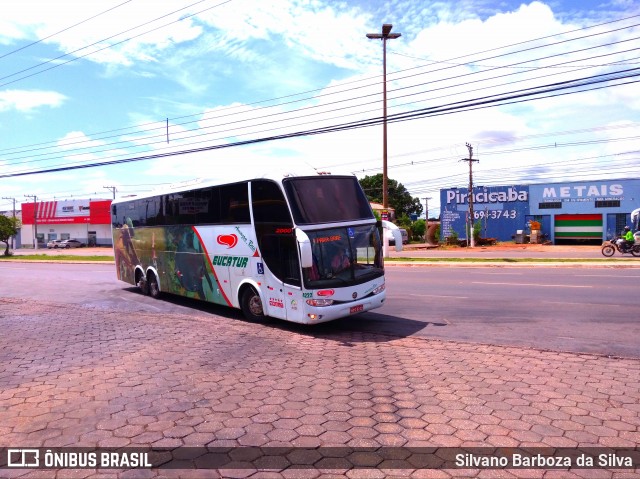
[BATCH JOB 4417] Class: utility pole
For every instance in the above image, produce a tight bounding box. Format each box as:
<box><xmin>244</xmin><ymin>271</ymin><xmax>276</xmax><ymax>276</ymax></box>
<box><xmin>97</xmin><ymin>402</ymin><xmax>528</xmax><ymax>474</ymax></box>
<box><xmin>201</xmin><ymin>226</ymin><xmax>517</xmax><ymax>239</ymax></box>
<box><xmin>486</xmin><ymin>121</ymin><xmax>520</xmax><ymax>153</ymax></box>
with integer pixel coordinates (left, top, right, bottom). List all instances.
<box><xmin>1</xmin><ymin>196</ymin><xmax>16</xmax><ymax>248</ymax></box>
<box><xmin>103</xmin><ymin>186</ymin><xmax>117</xmax><ymax>200</ymax></box>
<box><xmin>24</xmin><ymin>194</ymin><xmax>38</xmax><ymax>249</ymax></box>
<box><xmin>423</xmin><ymin>196</ymin><xmax>432</xmax><ymax>244</ymax></box>
<box><xmin>366</xmin><ymin>23</ymin><xmax>401</xmax><ymax>209</ymax></box>
<box><xmin>460</xmin><ymin>143</ymin><xmax>479</xmax><ymax>247</ymax></box>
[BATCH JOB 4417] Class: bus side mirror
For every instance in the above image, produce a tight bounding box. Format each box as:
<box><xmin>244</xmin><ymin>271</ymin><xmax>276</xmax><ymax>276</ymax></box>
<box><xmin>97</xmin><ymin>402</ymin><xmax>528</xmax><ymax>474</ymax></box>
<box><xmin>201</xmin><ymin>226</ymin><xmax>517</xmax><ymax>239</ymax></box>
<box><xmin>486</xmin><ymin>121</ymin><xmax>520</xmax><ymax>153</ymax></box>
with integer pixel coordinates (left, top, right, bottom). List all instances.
<box><xmin>392</xmin><ymin>229</ymin><xmax>402</xmax><ymax>252</ymax></box>
<box><xmin>295</xmin><ymin>228</ymin><xmax>313</xmax><ymax>268</ymax></box>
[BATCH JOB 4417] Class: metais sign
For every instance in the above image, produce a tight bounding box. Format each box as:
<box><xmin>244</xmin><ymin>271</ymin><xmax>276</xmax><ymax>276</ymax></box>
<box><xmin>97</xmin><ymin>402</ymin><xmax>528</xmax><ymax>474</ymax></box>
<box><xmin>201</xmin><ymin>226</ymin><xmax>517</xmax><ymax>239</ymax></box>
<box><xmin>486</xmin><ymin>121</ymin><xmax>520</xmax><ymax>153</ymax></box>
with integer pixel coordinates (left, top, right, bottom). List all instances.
<box><xmin>542</xmin><ymin>183</ymin><xmax>623</xmax><ymax>199</ymax></box>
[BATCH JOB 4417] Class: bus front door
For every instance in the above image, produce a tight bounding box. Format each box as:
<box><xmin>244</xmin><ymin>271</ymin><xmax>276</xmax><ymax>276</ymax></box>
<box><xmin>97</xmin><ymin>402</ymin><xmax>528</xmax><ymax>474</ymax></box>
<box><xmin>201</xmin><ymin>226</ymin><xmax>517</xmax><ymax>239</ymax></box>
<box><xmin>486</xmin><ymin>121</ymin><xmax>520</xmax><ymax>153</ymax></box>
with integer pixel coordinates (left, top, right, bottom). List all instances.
<box><xmin>283</xmin><ymin>283</ymin><xmax>303</xmax><ymax>323</ymax></box>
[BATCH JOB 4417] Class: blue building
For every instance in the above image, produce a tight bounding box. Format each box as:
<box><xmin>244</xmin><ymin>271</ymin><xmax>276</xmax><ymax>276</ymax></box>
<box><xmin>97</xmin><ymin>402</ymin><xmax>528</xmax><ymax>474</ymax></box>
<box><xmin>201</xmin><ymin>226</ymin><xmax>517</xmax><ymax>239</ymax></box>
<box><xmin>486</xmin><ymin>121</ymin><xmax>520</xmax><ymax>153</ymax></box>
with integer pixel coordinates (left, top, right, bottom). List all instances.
<box><xmin>440</xmin><ymin>178</ymin><xmax>640</xmax><ymax>244</ymax></box>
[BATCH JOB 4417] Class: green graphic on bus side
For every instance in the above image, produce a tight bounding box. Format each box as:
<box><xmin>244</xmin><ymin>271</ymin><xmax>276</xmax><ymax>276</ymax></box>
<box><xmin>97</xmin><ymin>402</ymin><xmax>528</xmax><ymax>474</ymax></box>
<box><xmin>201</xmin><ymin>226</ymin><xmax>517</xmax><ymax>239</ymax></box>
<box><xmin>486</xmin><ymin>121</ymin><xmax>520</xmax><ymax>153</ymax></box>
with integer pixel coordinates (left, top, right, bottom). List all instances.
<box><xmin>113</xmin><ymin>224</ymin><xmax>228</xmax><ymax>305</ymax></box>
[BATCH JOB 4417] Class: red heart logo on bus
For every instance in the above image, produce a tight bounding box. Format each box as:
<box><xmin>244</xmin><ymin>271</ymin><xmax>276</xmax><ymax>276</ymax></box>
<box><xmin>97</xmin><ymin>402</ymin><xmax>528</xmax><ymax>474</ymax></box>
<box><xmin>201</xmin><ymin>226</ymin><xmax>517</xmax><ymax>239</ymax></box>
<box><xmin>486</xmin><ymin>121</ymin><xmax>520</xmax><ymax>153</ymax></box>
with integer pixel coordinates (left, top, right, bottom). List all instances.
<box><xmin>217</xmin><ymin>234</ymin><xmax>238</xmax><ymax>248</ymax></box>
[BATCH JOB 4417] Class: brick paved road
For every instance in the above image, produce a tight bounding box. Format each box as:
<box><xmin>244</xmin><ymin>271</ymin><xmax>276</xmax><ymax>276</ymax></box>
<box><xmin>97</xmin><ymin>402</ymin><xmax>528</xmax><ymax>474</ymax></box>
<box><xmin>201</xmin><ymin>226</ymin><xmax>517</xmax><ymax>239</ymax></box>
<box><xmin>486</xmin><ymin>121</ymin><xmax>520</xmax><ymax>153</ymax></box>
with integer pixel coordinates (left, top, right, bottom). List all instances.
<box><xmin>0</xmin><ymin>297</ymin><xmax>639</xmax><ymax>478</ymax></box>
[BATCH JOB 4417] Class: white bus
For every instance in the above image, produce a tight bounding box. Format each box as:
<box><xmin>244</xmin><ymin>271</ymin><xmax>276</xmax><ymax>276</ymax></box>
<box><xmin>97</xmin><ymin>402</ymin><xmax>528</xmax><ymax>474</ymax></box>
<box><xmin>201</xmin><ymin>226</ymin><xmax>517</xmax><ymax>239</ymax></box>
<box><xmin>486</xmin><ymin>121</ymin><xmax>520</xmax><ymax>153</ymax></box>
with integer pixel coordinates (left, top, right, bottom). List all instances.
<box><xmin>111</xmin><ymin>172</ymin><xmax>386</xmax><ymax>324</ymax></box>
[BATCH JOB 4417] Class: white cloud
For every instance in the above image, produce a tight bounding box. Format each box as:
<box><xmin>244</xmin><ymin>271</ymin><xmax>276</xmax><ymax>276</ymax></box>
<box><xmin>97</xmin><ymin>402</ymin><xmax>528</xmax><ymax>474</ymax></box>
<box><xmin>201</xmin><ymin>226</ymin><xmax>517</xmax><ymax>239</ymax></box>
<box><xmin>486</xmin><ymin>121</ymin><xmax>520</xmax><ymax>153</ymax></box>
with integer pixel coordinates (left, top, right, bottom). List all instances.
<box><xmin>1</xmin><ymin>0</ymin><xmax>204</xmax><ymax>66</ymax></box>
<box><xmin>1</xmin><ymin>0</ymin><xmax>638</xmax><ymax>216</ymax></box>
<box><xmin>0</xmin><ymin>89</ymin><xmax>66</xmax><ymax>112</ymax></box>
<box><xmin>57</xmin><ymin>131</ymin><xmax>105</xmax><ymax>150</ymax></box>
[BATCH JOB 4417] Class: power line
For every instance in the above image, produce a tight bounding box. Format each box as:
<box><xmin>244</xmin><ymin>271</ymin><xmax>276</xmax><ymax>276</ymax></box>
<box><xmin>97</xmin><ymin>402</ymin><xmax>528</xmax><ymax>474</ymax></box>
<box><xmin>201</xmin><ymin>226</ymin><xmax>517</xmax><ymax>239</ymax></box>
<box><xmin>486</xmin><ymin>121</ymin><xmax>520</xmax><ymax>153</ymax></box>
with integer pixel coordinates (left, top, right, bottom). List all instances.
<box><xmin>1</xmin><ymin>68</ymin><xmax>637</xmax><ymax>179</ymax></box>
<box><xmin>0</xmin><ymin>0</ymin><xmax>134</xmax><ymax>61</ymax></box>
<box><xmin>0</xmin><ymin>13</ymin><xmax>638</xmax><ymax>185</ymax></box>
<box><xmin>3</xmin><ymin>53</ymin><xmax>638</xmax><ymax>172</ymax></box>
<box><xmin>1</xmin><ymin>13</ymin><xmax>637</xmax><ymax>159</ymax></box>
<box><xmin>0</xmin><ymin>0</ymin><xmax>234</xmax><ymax>89</ymax></box>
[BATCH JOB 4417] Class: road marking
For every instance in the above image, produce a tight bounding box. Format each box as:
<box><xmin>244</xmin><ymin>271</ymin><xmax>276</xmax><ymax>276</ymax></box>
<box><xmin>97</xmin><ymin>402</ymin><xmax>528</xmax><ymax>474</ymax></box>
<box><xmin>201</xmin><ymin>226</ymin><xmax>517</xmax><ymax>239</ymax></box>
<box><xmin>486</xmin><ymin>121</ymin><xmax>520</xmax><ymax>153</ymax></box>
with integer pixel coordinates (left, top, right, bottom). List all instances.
<box><xmin>413</xmin><ymin>294</ymin><xmax>469</xmax><ymax>299</ymax></box>
<box><xmin>576</xmin><ymin>274</ymin><xmax>640</xmax><ymax>278</ymax></box>
<box><xmin>472</xmin><ymin>282</ymin><xmax>592</xmax><ymax>288</ymax></box>
<box><xmin>543</xmin><ymin>300</ymin><xmax>621</xmax><ymax>307</ymax></box>
<box><xmin>543</xmin><ymin>301</ymin><xmax>591</xmax><ymax>306</ymax></box>
<box><xmin>474</xmin><ymin>272</ymin><xmax>523</xmax><ymax>275</ymax></box>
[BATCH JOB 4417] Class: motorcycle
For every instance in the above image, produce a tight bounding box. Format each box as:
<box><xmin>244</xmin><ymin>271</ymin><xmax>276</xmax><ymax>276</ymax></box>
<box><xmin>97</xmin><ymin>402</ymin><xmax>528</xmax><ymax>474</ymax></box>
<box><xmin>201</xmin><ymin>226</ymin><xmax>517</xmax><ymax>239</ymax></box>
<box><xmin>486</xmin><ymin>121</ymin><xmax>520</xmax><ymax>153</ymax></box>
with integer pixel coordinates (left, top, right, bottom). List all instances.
<box><xmin>601</xmin><ymin>235</ymin><xmax>640</xmax><ymax>257</ymax></box>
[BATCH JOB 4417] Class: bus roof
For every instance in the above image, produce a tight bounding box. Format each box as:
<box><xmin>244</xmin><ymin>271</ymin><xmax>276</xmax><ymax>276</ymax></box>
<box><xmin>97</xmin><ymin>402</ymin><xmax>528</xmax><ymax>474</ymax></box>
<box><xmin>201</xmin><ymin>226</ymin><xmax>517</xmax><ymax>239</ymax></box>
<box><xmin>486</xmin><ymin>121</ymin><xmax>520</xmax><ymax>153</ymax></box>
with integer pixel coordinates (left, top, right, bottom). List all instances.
<box><xmin>111</xmin><ymin>170</ymin><xmax>353</xmax><ymax>205</ymax></box>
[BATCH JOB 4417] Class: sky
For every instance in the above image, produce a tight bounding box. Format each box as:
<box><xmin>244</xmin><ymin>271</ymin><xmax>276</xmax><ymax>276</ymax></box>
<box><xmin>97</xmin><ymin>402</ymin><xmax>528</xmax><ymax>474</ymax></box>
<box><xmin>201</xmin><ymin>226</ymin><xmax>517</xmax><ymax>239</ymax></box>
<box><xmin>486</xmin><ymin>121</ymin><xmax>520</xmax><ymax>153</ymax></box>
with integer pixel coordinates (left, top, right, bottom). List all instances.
<box><xmin>1</xmin><ymin>0</ymin><xmax>639</xmax><ymax>218</ymax></box>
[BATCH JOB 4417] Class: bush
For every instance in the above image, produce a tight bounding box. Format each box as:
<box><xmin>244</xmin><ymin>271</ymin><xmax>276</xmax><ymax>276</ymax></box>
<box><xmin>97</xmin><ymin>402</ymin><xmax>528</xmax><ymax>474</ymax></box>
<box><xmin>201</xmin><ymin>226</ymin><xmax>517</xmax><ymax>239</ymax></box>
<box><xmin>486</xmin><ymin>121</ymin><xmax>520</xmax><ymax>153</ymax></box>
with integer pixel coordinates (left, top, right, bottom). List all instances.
<box><xmin>446</xmin><ymin>230</ymin><xmax>459</xmax><ymax>246</ymax></box>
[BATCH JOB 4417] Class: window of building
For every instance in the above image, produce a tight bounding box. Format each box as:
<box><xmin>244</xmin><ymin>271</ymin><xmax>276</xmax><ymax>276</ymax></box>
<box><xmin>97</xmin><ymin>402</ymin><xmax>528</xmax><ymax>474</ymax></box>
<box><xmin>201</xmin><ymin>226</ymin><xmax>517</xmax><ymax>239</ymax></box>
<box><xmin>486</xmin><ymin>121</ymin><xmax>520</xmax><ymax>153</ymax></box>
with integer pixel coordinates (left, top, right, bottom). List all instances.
<box><xmin>595</xmin><ymin>200</ymin><xmax>621</xmax><ymax>208</ymax></box>
<box><xmin>615</xmin><ymin>213</ymin><xmax>628</xmax><ymax>234</ymax></box>
<box><xmin>539</xmin><ymin>202</ymin><xmax>561</xmax><ymax>209</ymax></box>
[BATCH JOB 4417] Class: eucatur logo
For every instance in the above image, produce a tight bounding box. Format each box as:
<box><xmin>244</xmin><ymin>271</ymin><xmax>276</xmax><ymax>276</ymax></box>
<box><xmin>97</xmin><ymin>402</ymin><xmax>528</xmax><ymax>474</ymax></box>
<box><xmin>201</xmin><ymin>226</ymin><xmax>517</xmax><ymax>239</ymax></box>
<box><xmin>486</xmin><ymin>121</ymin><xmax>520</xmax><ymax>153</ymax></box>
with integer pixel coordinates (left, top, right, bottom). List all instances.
<box><xmin>217</xmin><ymin>234</ymin><xmax>238</xmax><ymax>248</ymax></box>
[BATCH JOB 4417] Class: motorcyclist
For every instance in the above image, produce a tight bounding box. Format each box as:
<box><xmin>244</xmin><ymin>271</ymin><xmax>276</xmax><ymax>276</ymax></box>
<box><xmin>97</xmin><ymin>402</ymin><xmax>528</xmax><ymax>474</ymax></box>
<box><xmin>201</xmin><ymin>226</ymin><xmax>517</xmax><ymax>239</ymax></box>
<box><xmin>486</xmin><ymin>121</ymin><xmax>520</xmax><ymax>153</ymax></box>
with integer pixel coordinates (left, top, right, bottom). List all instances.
<box><xmin>623</xmin><ymin>226</ymin><xmax>634</xmax><ymax>251</ymax></box>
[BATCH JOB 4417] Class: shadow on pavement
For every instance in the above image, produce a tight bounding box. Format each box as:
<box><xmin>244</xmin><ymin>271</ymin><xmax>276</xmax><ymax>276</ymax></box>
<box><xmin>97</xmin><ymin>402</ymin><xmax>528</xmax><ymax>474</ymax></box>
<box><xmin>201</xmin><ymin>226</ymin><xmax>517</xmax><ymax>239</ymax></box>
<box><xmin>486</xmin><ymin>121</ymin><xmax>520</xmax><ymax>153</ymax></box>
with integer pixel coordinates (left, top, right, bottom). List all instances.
<box><xmin>132</xmin><ymin>288</ymin><xmax>432</xmax><ymax>344</ymax></box>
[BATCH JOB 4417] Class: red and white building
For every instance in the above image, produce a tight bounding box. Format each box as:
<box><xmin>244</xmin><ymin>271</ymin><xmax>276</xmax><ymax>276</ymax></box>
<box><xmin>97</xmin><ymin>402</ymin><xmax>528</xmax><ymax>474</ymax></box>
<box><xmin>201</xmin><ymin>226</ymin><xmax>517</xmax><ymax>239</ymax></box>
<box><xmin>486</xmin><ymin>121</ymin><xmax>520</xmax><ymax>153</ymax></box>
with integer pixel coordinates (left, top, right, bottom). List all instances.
<box><xmin>21</xmin><ymin>199</ymin><xmax>112</xmax><ymax>248</ymax></box>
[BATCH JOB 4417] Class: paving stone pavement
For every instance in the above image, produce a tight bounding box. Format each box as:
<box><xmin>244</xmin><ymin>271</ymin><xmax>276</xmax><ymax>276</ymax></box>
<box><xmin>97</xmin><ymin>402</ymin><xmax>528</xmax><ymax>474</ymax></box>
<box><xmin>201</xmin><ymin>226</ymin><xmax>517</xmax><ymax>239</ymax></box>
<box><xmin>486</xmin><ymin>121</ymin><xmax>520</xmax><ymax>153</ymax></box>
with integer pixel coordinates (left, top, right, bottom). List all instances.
<box><xmin>0</xmin><ymin>297</ymin><xmax>639</xmax><ymax>479</ymax></box>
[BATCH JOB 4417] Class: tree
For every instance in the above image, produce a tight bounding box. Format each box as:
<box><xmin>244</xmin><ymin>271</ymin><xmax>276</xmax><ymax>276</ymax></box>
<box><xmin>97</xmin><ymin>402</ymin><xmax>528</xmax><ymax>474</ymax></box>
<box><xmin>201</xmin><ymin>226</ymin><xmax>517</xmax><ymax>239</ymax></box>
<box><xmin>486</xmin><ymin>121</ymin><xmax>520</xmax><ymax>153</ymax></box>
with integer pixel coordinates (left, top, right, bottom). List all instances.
<box><xmin>359</xmin><ymin>174</ymin><xmax>423</xmax><ymax>219</ymax></box>
<box><xmin>412</xmin><ymin>218</ymin><xmax>426</xmax><ymax>240</ymax></box>
<box><xmin>0</xmin><ymin>215</ymin><xmax>19</xmax><ymax>256</ymax></box>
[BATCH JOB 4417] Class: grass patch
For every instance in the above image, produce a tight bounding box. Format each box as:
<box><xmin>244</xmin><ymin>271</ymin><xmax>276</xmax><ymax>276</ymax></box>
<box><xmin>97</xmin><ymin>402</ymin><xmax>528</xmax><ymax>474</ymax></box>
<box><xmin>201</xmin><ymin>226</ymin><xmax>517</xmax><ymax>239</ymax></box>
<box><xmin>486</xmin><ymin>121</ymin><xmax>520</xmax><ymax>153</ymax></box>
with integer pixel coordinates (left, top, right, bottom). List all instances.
<box><xmin>0</xmin><ymin>254</ymin><xmax>114</xmax><ymax>262</ymax></box>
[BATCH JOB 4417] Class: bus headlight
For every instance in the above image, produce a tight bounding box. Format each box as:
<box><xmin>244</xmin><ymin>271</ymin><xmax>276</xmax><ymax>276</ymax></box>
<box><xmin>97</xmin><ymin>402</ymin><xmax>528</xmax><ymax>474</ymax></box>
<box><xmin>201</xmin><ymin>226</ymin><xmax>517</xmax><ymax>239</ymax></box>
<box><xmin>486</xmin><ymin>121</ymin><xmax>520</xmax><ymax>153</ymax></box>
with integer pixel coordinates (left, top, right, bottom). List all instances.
<box><xmin>306</xmin><ymin>299</ymin><xmax>334</xmax><ymax>307</ymax></box>
<box><xmin>372</xmin><ymin>283</ymin><xmax>385</xmax><ymax>295</ymax></box>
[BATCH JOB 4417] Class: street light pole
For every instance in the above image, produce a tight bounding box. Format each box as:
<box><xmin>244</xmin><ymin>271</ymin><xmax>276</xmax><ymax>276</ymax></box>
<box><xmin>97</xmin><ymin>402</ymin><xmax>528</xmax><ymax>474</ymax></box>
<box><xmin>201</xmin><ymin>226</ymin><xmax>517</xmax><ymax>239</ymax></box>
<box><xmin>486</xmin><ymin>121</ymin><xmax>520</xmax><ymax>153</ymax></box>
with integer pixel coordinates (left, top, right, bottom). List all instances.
<box><xmin>423</xmin><ymin>196</ymin><xmax>432</xmax><ymax>244</ymax></box>
<box><xmin>367</xmin><ymin>23</ymin><xmax>401</xmax><ymax>210</ymax></box>
<box><xmin>460</xmin><ymin>143</ymin><xmax>479</xmax><ymax>247</ymax></box>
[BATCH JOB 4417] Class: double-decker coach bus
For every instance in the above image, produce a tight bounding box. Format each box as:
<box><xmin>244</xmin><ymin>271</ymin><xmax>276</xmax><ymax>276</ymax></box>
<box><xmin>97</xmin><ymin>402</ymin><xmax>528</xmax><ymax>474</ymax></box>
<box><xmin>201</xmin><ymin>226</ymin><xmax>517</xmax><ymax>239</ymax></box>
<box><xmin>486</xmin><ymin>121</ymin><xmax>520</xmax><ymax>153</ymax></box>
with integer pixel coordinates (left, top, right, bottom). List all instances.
<box><xmin>111</xmin><ymin>172</ymin><xmax>386</xmax><ymax>324</ymax></box>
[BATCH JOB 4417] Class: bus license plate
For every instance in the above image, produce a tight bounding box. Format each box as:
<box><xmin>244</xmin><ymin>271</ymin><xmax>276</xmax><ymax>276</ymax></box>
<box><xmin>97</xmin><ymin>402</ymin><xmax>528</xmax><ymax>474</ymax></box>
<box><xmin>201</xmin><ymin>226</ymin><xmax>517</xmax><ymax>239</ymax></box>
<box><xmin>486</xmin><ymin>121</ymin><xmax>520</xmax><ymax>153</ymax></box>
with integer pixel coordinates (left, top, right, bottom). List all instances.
<box><xmin>350</xmin><ymin>304</ymin><xmax>364</xmax><ymax>314</ymax></box>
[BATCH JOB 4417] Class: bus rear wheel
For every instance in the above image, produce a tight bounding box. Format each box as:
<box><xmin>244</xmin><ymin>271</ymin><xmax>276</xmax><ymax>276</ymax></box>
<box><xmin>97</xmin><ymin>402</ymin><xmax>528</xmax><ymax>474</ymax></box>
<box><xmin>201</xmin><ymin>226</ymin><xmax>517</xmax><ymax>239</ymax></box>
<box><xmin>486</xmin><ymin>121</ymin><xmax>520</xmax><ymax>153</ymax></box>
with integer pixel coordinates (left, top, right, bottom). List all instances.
<box><xmin>147</xmin><ymin>272</ymin><xmax>161</xmax><ymax>299</ymax></box>
<box><xmin>241</xmin><ymin>286</ymin><xmax>264</xmax><ymax>322</ymax></box>
<box><xmin>136</xmin><ymin>270</ymin><xmax>149</xmax><ymax>295</ymax></box>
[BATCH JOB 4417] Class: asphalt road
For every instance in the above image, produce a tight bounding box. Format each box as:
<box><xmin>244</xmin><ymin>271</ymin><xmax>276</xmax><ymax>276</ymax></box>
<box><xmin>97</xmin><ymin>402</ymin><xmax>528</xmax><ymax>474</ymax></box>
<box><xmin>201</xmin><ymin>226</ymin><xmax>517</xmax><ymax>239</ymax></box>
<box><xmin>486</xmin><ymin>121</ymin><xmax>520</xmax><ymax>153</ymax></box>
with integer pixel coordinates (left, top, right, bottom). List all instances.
<box><xmin>344</xmin><ymin>266</ymin><xmax>640</xmax><ymax>358</ymax></box>
<box><xmin>1</xmin><ymin>261</ymin><xmax>638</xmax><ymax>358</ymax></box>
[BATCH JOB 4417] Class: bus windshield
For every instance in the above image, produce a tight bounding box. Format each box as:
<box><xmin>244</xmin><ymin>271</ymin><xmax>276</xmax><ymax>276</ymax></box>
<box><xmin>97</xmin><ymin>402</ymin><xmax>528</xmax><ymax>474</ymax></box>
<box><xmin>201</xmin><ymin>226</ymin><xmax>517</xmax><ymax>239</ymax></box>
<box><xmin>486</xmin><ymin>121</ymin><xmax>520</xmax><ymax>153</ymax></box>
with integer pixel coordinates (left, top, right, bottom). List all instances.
<box><xmin>632</xmin><ymin>208</ymin><xmax>640</xmax><ymax>231</ymax></box>
<box><xmin>302</xmin><ymin>224</ymin><xmax>383</xmax><ymax>288</ymax></box>
<box><xmin>283</xmin><ymin>176</ymin><xmax>373</xmax><ymax>224</ymax></box>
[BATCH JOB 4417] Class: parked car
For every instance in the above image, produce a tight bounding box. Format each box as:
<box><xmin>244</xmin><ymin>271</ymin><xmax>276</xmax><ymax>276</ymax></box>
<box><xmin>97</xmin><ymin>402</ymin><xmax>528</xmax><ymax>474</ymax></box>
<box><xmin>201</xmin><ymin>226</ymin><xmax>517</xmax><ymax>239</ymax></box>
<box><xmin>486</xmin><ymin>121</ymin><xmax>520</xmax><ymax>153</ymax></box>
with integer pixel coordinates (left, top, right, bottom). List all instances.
<box><xmin>59</xmin><ymin>239</ymin><xmax>85</xmax><ymax>249</ymax></box>
<box><xmin>389</xmin><ymin>228</ymin><xmax>409</xmax><ymax>245</ymax></box>
<box><xmin>47</xmin><ymin>239</ymin><xmax>64</xmax><ymax>249</ymax></box>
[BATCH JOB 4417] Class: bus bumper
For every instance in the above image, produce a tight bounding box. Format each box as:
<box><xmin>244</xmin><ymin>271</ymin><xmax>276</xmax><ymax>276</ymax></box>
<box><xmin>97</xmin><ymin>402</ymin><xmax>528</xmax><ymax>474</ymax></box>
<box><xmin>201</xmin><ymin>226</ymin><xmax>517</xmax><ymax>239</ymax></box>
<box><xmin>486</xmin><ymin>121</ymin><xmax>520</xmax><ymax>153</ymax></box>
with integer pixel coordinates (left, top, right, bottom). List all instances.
<box><xmin>301</xmin><ymin>291</ymin><xmax>386</xmax><ymax>324</ymax></box>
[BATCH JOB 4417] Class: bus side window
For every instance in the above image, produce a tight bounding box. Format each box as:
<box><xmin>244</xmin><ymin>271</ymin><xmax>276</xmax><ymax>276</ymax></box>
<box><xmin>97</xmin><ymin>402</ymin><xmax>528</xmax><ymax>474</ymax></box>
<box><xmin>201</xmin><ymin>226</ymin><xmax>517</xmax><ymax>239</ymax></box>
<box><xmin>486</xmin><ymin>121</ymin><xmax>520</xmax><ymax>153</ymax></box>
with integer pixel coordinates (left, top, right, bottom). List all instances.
<box><xmin>220</xmin><ymin>183</ymin><xmax>250</xmax><ymax>223</ymax></box>
<box><xmin>195</xmin><ymin>187</ymin><xmax>221</xmax><ymax>225</ymax></box>
<box><xmin>111</xmin><ymin>205</ymin><xmax>120</xmax><ymax>227</ymax></box>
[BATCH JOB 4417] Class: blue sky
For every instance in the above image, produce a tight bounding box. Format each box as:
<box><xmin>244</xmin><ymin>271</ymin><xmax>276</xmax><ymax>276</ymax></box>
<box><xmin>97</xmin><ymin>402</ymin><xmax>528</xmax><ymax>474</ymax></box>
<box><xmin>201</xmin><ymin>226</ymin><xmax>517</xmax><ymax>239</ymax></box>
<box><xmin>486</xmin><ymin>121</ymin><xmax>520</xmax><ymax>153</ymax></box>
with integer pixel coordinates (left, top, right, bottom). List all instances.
<box><xmin>1</xmin><ymin>0</ymin><xmax>639</xmax><ymax>217</ymax></box>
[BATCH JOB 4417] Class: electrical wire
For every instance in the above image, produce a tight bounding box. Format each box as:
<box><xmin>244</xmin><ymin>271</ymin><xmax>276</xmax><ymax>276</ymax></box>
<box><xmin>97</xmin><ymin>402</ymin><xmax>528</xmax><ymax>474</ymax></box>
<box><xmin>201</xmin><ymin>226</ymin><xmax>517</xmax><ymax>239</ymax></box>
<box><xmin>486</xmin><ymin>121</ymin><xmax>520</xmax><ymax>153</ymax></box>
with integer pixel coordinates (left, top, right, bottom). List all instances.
<box><xmin>3</xmin><ymin>49</ymin><xmax>638</xmax><ymax>169</ymax></box>
<box><xmin>1</xmin><ymin>69</ymin><xmax>637</xmax><ymax>179</ymax></box>
<box><xmin>1</xmin><ymin>12</ymin><xmax>638</xmax><ymax>186</ymax></box>
<box><xmin>1</xmin><ymin>13</ymin><xmax>638</xmax><ymax>158</ymax></box>
<box><xmin>0</xmin><ymin>0</ymin><xmax>135</xmax><ymax>61</ymax></box>
<box><xmin>0</xmin><ymin>0</ymin><xmax>234</xmax><ymax>88</ymax></box>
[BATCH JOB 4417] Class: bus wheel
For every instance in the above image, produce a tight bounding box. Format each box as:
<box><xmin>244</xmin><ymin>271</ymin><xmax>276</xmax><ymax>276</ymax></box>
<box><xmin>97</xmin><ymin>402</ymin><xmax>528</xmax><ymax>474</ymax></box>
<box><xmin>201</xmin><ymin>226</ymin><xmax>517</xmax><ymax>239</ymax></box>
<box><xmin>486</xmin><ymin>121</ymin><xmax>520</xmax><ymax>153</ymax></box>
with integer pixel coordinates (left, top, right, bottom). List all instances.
<box><xmin>148</xmin><ymin>272</ymin><xmax>161</xmax><ymax>299</ymax></box>
<box><xmin>136</xmin><ymin>271</ymin><xmax>149</xmax><ymax>295</ymax></box>
<box><xmin>241</xmin><ymin>287</ymin><xmax>264</xmax><ymax>321</ymax></box>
